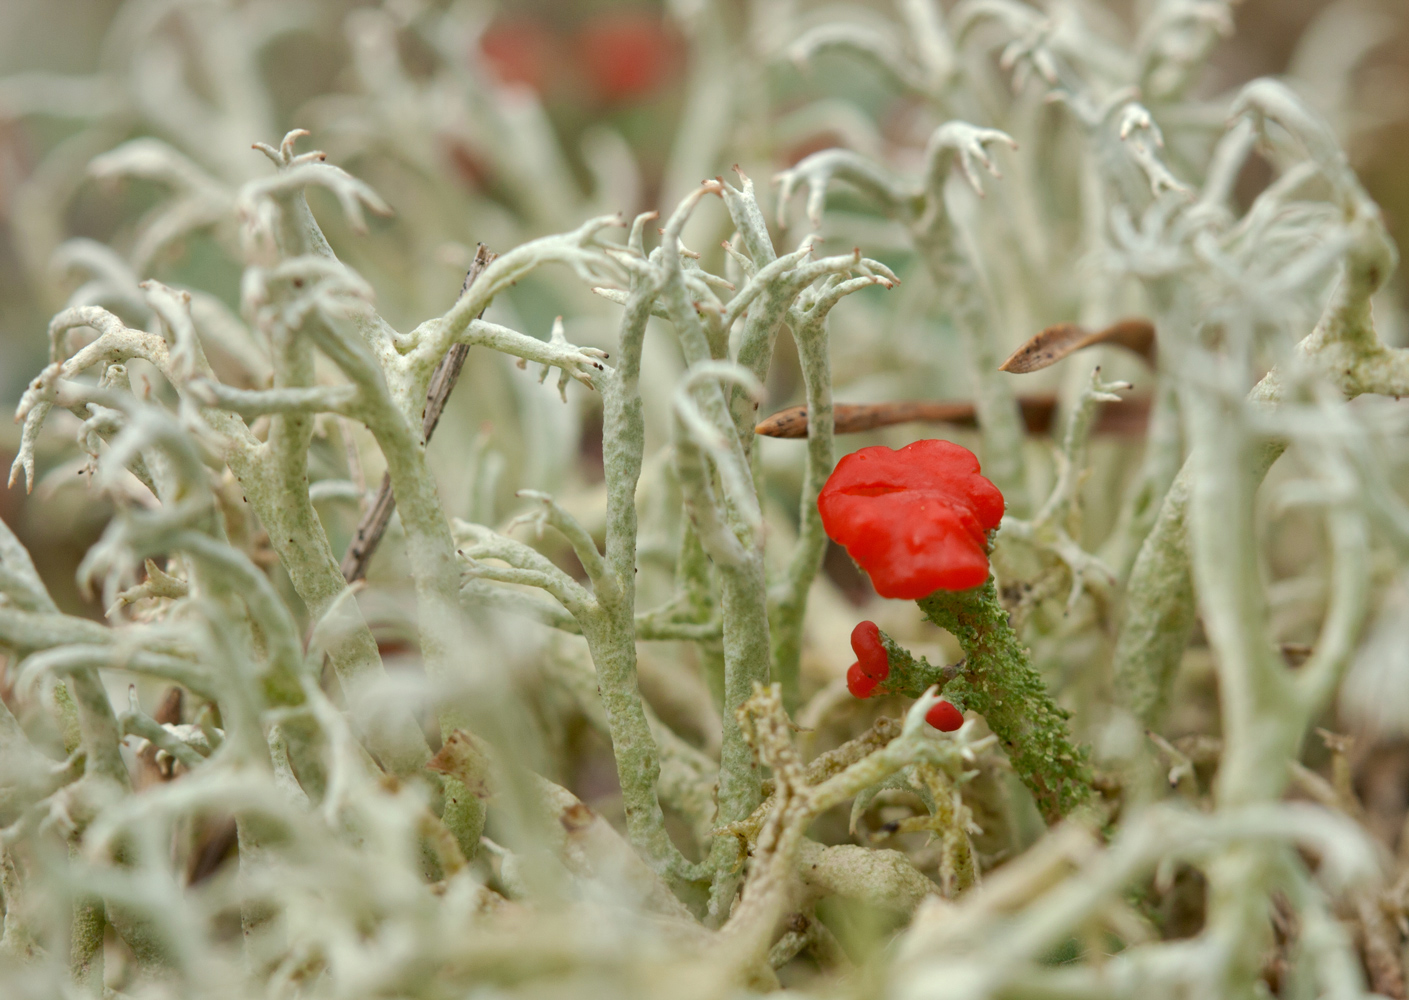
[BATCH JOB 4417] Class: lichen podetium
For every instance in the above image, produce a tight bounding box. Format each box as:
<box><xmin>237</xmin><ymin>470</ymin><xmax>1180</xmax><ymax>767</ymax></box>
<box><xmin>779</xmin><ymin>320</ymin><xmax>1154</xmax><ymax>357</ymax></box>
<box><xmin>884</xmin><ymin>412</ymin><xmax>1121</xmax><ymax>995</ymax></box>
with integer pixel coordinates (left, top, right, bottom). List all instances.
<box><xmin>918</xmin><ymin>579</ymin><xmax>1093</xmax><ymax>823</ymax></box>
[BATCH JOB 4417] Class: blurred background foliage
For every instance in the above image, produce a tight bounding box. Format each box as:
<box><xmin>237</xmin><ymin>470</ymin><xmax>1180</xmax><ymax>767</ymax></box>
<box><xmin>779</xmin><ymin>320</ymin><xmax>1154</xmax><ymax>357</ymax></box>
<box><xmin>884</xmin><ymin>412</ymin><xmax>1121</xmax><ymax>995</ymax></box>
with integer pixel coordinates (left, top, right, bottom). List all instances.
<box><xmin>2</xmin><ymin>0</ymin><xmax>1409</xmax><ymax>862</ymax></box>
<box><xmin>3</xmin><ymin>0</ymin><xmax>1406</xmax><ymax>612</ymax></box>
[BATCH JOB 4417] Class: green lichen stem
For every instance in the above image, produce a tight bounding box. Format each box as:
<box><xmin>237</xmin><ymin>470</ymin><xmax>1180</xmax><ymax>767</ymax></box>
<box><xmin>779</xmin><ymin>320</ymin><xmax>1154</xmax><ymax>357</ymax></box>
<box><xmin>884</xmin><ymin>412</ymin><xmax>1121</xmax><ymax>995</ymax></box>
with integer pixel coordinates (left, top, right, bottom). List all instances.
<box><xmin>172</xmin><ymin>196</ymin><xmax>432</xmax><ymax>779</ymax></box>
<box><xmin>328</xmin><ymin>324</ymin><xmax>485</xmax><ymax>854</ymax></box>
<box><xmin>914</xmin><ymin>228</ymin><xmax>1029</xmax><ymax>513</ymax></box>
<box><xmin>714</xmin><ymin>563</ymin><xmax>772</xmax><ymax>830</ymax></box>
<box><xmin>1099</xmin><ymin>371</ymin><xmax>1183</xmax><ymax>581</ymax></box>
<box><xmin>762</xmin><ymin>264</ymin><xmax>894</xmax><ymax>711</ymax></box>
<box><xmin>766</xmin><ymin>303</ymin><xmax>834</xmax><ymax>713</ymax></box>
<box><xmin>1113</xmin><ymin>206</ymin><xmax>1404</xmax><ymax>730</ymax></box>
<box><xmin>873</xmin><ymin>631</ymin><xmax>958</xmax><ymax>698</ymax></box>
<box><xmin>917</xmin><ymin>578</ymin><xmax>1092</xmax><ymax>823</ymax></box>
<box><xmin>587</xmin><ymin>279</ymin><xmax>699</xmax><ymax>880</ymax></box>
<box><xmin>658</xmin><ymin>189</ymin><xmax>775</xmax><ymax>905</ymax></box>
<box><xmin>69</xmin><ymin>863</ymin><xmax>105</xmax><ymax>995</ymax></box>
<box><xmin>1111</xmin><ymin>440</ymin><xmax>1285</xmax><ymax>729</ymax></box>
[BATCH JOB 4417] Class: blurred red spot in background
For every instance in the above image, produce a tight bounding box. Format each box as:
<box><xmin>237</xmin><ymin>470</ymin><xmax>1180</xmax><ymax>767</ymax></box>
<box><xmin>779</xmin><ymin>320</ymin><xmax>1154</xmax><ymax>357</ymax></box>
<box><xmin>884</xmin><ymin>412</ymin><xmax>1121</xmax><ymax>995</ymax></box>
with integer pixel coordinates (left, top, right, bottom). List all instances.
<box><xmin>577</xmin><ymin>12</ymin><xmax>676</xmax><ymax>103</ymax></box>
<box><xmin>443</xmin><ymin>139</ymin><xmax>492</xmax><ymax>192</ymax></box>
<box><xmin>480</xmin><ymin>18</ymin><xmax>554</xmax><ymax>91</ymax></box>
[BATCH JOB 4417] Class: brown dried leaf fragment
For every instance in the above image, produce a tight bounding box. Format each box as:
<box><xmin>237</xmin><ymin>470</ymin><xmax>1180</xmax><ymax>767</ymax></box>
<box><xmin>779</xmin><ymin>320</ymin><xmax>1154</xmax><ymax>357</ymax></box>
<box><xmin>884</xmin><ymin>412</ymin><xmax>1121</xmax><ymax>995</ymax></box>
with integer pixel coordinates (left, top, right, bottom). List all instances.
<box><xmin>998</xmin><ymin>318</ymin><xmax>1157</xmax><ymax>374</ymax></box>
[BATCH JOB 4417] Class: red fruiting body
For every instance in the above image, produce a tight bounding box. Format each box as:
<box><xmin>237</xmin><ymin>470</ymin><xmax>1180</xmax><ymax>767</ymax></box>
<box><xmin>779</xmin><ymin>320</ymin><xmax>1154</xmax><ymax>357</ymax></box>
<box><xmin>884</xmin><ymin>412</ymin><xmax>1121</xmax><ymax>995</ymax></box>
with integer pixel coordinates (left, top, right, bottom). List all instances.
<box><xmin>578</xmin><ymin>13</ymin><xmax>676</xmax><ymax>102</ymax></box>
<box><xmin>850</xmin><ymin>620</ymin><xmax>889</xmax><ymax>682</ymax></box>
<box><xmin>925</xmin><ymin>700</ymin><xmax>964</xmax><ymax>732</ymax></box>
<box><xmin>846</xmin><ymin>661</ymin><xmax>879</xmax><ymax>699</ymax></box>
<box><xmin>480</xmin><ymin>19</ymin><xmax>554</xmax><ymax>91</ymax></box>
<box><xmin>817</xmin><ymin>440</ymin><xmax>1004</xmax><ymax>600</ymax></box>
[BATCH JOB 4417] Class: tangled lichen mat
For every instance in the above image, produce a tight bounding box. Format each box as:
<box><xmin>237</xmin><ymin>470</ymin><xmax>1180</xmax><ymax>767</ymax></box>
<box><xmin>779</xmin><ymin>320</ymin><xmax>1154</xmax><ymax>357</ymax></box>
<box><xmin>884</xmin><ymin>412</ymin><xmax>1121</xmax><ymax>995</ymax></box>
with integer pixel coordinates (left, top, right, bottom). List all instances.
<box><xmin>1</xmin><ymin>1</ymin><xmax>1409</xmax><ymax>998</ymax></box>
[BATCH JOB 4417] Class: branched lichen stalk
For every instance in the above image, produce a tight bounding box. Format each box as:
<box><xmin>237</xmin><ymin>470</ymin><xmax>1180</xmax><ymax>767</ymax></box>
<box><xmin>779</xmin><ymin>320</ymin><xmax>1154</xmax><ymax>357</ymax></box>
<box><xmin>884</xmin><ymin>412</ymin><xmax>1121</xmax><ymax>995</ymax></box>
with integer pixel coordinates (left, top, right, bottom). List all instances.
<box><xmin>581</xmin><ymin>276</ymin><xmax>701</xmax><ymax>881</ymax></box>
<box><xmin>913</xmin><ymin>226</ymin><xmax>1028</xmax><ymax>512</ymax></box>
<box><xmin>766</xmin><ymin>311</ymin><xmax>832</xmax><ymax>712</ymax></box>
<box><xmin>656</xmin><ymin>185</ymin><xmax>777</xmax><ymax>908</ymax></box>
<box><xmin>1113</xmin><ymin>189</ymin><xmax>1403</xmax><ymax>729</ymax></box>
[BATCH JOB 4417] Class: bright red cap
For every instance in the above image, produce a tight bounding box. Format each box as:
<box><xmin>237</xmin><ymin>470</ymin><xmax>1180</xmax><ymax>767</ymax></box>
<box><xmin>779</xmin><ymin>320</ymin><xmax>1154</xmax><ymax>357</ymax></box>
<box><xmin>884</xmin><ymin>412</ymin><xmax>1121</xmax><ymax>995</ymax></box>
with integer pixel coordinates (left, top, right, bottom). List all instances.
<box><xmin>925</xmin><ymin>700</ymin><xmax>964</xmax><ymax>732</ymax></box>
<box><xmin>850</xmin><ymin>621</ymin><xmax>889</xmax><ymax>681</ymax></box>
<box><xmin>846</xmin><ymin>661</ymin><xmax>879</xmax><ymax>699</ymax></box>
<box><xmin>818</xmin><ymin>440</ymin><xmax>1004</xmax><ymax>599</ymax></box>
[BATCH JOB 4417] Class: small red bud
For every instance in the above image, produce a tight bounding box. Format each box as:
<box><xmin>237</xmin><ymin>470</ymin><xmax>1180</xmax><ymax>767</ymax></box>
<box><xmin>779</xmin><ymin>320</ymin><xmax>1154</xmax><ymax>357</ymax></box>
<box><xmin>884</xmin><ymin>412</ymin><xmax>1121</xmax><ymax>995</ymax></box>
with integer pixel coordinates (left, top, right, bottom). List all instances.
<box><xmin>850</xmin><ymin>620</ymin><xmax>889</xmax><ymax>681</ymax></box>
<box><xmin>846</xmin><ymin>661</ymin><xmax>879</xmax><ymax>699</ymax></box>
<box><xmin>925</xmin><ymin>700</ymin><xmax>964</xmax><ymax>732</ymax></box>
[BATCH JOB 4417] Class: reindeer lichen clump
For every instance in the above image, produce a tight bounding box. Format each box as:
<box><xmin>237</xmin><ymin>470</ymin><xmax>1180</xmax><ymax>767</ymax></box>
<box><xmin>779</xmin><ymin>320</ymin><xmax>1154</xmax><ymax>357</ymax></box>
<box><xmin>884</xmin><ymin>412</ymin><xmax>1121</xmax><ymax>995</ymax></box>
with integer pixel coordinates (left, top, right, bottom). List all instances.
<box><xmin>2</xmin><ymin>1</ymin><xmax>1409</xmax><ymax>998</ymax></box>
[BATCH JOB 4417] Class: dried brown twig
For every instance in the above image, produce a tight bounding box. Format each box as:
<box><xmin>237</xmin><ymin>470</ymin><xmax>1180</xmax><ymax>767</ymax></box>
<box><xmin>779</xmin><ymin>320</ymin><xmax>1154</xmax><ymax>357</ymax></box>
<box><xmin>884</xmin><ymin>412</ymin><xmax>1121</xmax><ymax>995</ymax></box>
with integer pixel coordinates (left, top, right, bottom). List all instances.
<box><xmin>341</xmin><ymin>244</ymin><xmax>497</xmax><ymax>583</ymax></box>
<box><xmin>754</xmin><ymin>317</ymin><xmax>1156</xmax><ymax>440</ymax></box>
<box><xmin>755</xmin><ymin>394</ymin><xmax>1150</xmax><ymax>439</ymax></box>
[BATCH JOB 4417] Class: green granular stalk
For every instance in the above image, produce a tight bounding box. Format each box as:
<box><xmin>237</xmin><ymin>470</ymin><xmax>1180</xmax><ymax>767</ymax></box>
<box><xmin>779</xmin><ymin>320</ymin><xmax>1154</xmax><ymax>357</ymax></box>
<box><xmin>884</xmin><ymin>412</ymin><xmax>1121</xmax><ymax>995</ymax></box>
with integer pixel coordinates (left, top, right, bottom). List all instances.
<box><xmin>917</xmin><ymin>578</ymin><xmax>1092</xmax><ymax>823</ymax></box>
<box><xmin>874</xmin><ymin>631</ymin><xmax>955</xmax><ymax>699</ymax></box>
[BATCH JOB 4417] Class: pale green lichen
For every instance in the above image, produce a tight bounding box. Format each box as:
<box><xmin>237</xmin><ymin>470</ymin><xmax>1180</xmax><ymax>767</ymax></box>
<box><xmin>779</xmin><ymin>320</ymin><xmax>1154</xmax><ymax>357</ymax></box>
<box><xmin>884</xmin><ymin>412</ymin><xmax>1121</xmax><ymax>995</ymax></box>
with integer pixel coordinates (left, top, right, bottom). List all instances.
<box><xmin>0</xmin><ymin>1</ymin><xmax>1406</xmax><ymax>998</ymax></box>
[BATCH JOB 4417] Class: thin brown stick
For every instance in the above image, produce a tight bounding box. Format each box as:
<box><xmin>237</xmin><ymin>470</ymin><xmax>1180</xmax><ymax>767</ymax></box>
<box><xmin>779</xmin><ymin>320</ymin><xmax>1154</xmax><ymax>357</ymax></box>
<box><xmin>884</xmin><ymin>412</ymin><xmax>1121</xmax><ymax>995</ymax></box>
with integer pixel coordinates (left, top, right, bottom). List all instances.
<box><xmin>340</xmin><ymin>244</ymin><xmax>497</xmax><ymax>583</ymax></box>
<box><xmin>754</xmin><ymin>394</ymin><xmax>1150</xmax><ymax>439</ymax></box>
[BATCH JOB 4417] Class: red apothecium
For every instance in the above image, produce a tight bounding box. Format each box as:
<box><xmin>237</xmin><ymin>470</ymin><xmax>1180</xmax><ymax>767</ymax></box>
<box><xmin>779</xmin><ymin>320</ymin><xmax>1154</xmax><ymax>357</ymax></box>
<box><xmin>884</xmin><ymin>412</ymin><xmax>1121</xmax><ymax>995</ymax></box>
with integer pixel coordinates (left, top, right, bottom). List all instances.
<box><xmin>579</xmin><ymin>12</ymin><xmax>677</xmax><ymax>102</ymax></box>
<box><xmin>480</xmin><ymin>19</ymin><xmax>554</xmax><ymax>91</ymax></box>
<box><xmin>850</xmin><ymin>621</ymin><xmax>888</xmax><ymax>682</ymax></box>
<box><xmin>925</xmin><ymin>700</ymin><xmax>964</xmax><ymax>732</ymax></box>
<box><xmin>846</xmin><ymin>620</ymin><xmax>889</xmax><ymax>698</ymax></box>
<box><xmin>818</xmin><ymin>440</ymin><xmax>1004</xmax><ymax>599</ymax></box>
<box><xmin>846</xmin><ymin>662</ymin><xmax>879</xmax><ymax>699</ymax></box>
